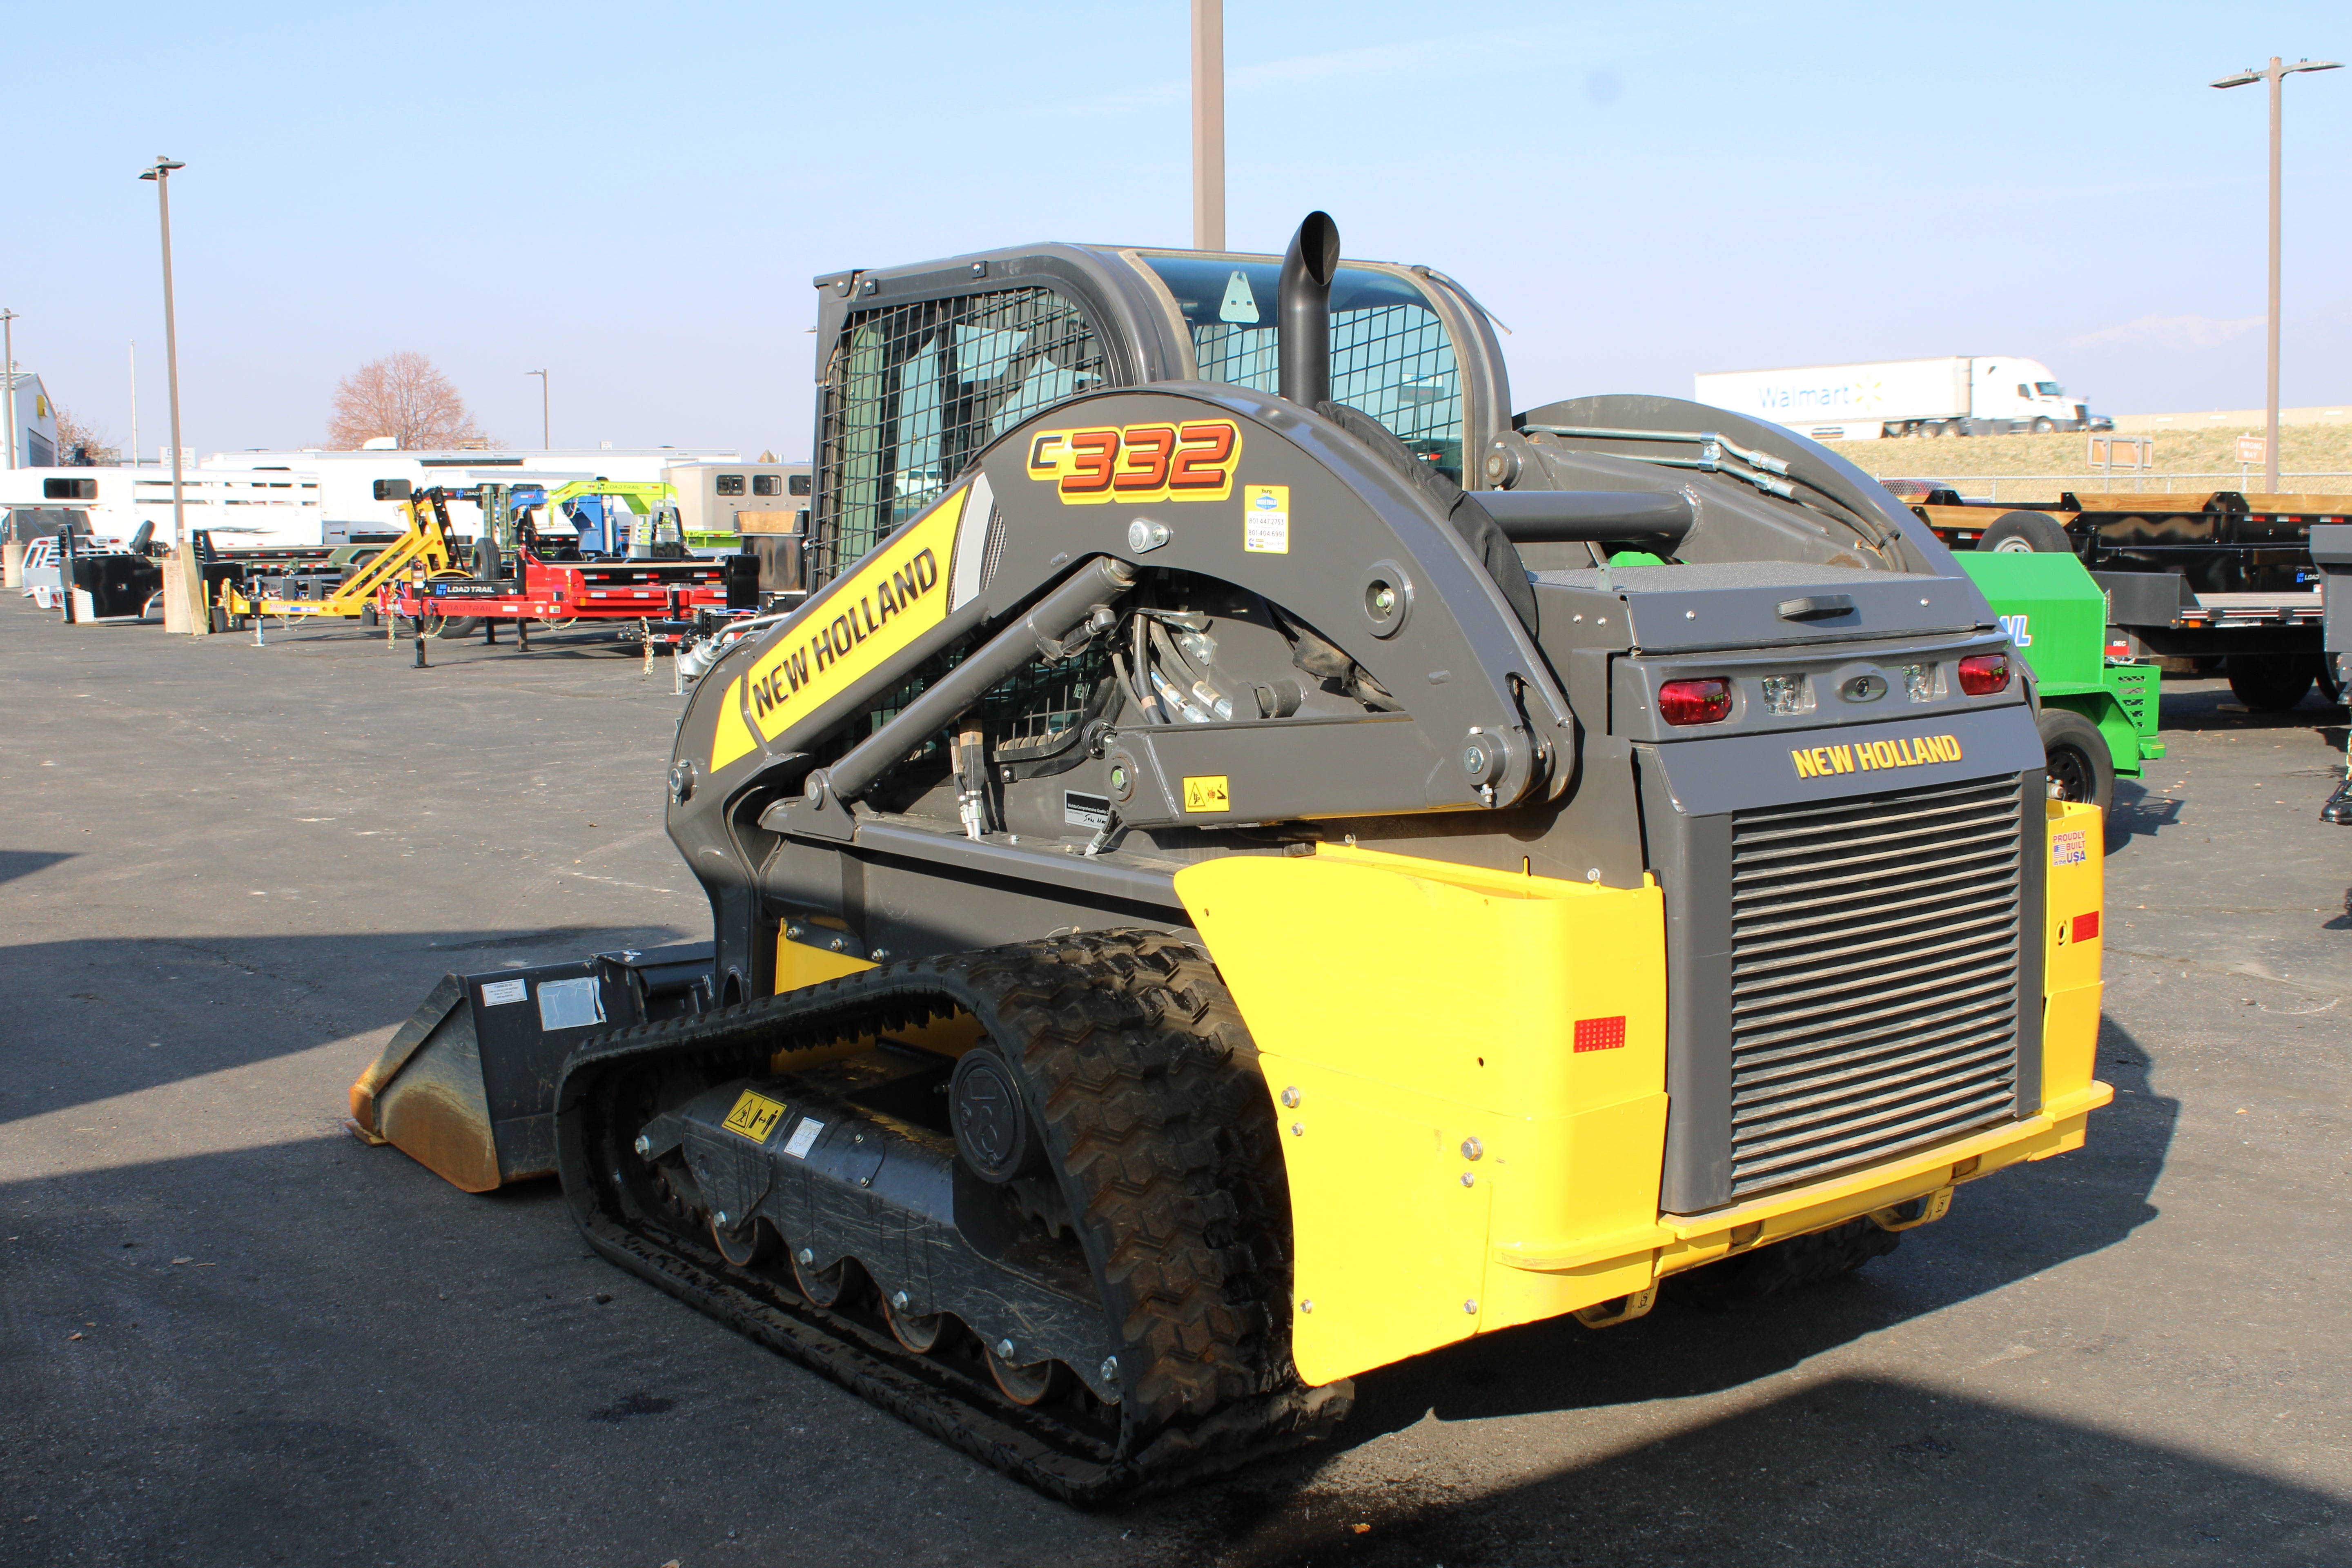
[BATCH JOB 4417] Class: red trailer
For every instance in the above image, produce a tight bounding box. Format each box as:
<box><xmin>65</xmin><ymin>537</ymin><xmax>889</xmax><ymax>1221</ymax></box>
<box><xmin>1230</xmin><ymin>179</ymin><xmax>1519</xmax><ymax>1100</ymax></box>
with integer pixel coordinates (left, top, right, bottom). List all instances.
<box><xmin>379</xmin><ymin>532</ymin><xmax>762</xmax><ymax>646</ymax></box>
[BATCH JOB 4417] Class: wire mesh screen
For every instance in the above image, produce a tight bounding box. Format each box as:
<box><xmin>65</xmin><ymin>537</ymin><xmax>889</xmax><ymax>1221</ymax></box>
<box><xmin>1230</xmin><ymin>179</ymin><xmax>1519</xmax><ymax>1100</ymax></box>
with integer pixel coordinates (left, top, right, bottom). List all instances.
<box><xmin>985</xmin><ymin>646</ymin><xmax>1110</xmax><ymax>756</ymax></box>
<box><xmin>1141</xmin><ymin>257</ymin><xmax>1463</xmax><ymax>481</ymax></box>
<box><xmin>813</xmin><ymin>286</ymin><xmax>1106</xmax><ymax>584</ymax></box>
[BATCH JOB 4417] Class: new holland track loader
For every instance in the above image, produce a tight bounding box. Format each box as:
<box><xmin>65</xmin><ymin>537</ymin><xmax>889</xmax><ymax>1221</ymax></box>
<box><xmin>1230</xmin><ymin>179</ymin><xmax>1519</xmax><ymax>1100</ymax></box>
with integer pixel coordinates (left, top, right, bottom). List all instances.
<box><xmin>347</xmin><ymin>214</ymin><xmax>2111</xmax><ymax>1499</ymax></box>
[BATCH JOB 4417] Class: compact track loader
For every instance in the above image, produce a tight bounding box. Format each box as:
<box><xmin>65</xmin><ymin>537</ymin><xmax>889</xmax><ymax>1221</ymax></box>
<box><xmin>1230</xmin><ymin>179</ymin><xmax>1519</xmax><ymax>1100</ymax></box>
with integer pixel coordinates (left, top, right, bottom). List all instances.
<box><xmin>349</xmin><ymin>214</ymin><xmax>2110</xmax><ymax>1499</ymax></box>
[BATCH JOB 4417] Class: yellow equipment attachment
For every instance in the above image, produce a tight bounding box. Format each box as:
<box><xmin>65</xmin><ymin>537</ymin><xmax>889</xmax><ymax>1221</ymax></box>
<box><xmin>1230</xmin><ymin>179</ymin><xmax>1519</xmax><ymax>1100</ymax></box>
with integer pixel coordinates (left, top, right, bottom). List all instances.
<box><xmin>220</xmin><ymin>488</ymin><xmax>466</xmax><ymax>623</ymax></box>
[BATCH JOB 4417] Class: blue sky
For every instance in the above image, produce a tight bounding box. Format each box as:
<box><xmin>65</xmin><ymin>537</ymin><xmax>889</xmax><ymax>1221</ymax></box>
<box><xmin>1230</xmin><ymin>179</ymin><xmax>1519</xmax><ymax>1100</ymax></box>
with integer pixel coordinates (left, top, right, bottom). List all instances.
<box><xmin>7</xmin><ymin>1</ymin><xmax>2347</xmax><ymax>459</ymax></box>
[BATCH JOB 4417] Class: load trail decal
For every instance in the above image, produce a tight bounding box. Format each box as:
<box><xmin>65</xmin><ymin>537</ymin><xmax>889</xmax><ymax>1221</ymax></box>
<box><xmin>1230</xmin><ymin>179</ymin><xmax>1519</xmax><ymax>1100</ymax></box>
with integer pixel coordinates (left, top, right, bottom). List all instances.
<box><xmin>1791</xmin><ymin>734</ymin><xmax>1963</xmax><ymax>778</ymax></box>
<box><xmin>708</xmin><ymin>486</ymin><xmax>970</xmax><ymax>771</ymax></box>
<box><xmin>1027</xmin><ymin>419</ymin><xmax>1242</xmax><ymax>504</ymax></box>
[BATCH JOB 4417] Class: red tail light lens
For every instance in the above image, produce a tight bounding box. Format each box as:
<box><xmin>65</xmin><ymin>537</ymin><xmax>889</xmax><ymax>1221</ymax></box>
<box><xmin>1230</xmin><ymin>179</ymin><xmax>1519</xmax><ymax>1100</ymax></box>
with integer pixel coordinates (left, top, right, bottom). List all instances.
<box><xmin>1658</xmin><ymin>677</ymin><xmax>1734</xmax><ymax>726</ymax></box>
<box><xmin>1956</xmin><ymin>653</ymin><xmax>2010</xmax><ymax>695</ymax></box>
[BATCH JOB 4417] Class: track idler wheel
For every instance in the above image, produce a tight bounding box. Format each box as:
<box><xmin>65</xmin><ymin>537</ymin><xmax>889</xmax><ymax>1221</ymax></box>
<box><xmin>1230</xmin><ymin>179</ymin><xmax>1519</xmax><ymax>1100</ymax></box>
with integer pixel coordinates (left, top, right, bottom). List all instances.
<box><xmin>710</xmin><ymin>1213</ymin><xmax>777</xmax><ymax>1268</ymax></box>
<box><xmin>883</xmin><ymin>1292</ymin><xmax>946</xmax><ymax>1354</ymax></box>
<box><xmin>986</xmin><ymin>1340</ymin><xmax>1062</xmax><ymax>1407</ymax></box>
<box><xmin>792</xmin><ymin>1246</ymin><xmax>858</xmax><ymax>1309</ymax></box>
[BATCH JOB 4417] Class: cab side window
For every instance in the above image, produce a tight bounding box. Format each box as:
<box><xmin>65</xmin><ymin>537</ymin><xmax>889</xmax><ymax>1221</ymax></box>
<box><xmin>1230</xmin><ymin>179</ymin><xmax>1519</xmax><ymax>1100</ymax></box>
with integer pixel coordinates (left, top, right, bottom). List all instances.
<box><xmin>1142</xmin><ymin>257</ymin><xmax>1464</xmax><ymax>481</ymax></box>
<box><xmin>816</xmin><ymin>286</ymin><xmax>1105</xmax><ymax>581</ymax></box>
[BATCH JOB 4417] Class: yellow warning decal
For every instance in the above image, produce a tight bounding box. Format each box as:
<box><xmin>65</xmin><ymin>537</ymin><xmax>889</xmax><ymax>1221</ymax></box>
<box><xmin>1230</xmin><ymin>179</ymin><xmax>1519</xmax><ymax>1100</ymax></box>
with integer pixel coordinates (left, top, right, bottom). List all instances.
<box><xmin>1791</xmin><ymin>734</ymin><xmax>1960</xmax><ymax>778</ymax></box>
<box><xmin>722</xmin><ymin>1089</ymin><xmax>788</xmax><ymax>1143</ymax></box>
<box><xmin>1183</xmin><ymin>774</ymin><xmax>1231</xmax><ymax>813</ymax></box>
<box><xmin>1025</xmin><ymin>419</ymin><xmax>1242</xmax><ymax>505</ymax></box>
<box><xmin>726</xmin><ymin>486</ymin><xmax>969</xmax><ymax>756</ymax></box>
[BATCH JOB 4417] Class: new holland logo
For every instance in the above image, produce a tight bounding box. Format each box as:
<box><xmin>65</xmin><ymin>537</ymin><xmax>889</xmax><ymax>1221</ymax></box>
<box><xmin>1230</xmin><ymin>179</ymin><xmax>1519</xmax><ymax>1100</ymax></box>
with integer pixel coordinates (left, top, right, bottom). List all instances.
<box><xmin>1792</xmin><ymin>734</ymin><xmax>1963</xmax><ymax>778</ymax></box>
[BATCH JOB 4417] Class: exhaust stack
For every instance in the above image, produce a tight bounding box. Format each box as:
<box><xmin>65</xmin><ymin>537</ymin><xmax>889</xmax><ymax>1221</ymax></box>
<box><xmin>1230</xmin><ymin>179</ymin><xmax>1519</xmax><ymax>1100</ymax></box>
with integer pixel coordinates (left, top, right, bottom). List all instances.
<box><xmin>1277</xmin><ymin>211</ymin><xmax>1339</xmax><ymax>407</ymax></box>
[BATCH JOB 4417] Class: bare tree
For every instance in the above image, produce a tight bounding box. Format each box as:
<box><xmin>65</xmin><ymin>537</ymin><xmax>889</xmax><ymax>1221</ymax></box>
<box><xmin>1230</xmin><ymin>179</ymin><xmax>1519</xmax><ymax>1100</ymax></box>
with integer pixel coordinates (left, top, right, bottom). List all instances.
<box><xmin>52</xmin><ymin>405</ymin><xmax>120</xmax><ymax>467</ymax></box>
<box><xmin>327</xmin><ymin>352</ymin><xmax>490</xmax><ymax>450</ymax></box>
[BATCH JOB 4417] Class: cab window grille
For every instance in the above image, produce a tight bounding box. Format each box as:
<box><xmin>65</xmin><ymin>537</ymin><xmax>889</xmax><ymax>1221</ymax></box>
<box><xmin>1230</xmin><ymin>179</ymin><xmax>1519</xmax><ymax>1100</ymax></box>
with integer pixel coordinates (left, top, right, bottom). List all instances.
<box><xmin>813</xmin><ymin>286</ymin><xmax>1105</xmax><ymax>586</ymax></box>
<box><xmin>1141</xmin><ymin>257</ymin><xmax>1463</xmax><ymax>481</ymax></box>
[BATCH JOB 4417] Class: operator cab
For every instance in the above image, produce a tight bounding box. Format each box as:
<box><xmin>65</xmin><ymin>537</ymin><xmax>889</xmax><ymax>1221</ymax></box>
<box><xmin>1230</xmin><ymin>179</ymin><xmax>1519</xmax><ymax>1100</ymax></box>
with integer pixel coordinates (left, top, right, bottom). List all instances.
<box><xmin>805</xmin><ymin>242</ymin><xmax>1505</xmax><ymax>585</ymax></box>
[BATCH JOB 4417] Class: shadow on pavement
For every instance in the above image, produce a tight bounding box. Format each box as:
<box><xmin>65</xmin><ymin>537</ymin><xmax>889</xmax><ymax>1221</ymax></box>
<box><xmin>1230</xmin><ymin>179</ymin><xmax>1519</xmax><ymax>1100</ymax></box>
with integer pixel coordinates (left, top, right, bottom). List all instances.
<box><xmin>0</xmin><ymin>850</ymin><xmax>76</xmax><ymax>887</ymax></box>
<box><xmin>0</xmin><ymin>1021</ymin><xmax>2199</xmax><ymax>1566</ymax></box>
<box><xmin>1154</xmin><ymin>1376</ymin><xmax>2344</xmax><ymax>1566</ymax></box>
<box><xmin>2107</xmin><ymin>777</ymin><xmax>2182</xmax><ymax>849</ymax></box>
<box><xmin>0</xmin><ymin>924</ymin><xmax>692</xmax><ymax>1125</ymax></box>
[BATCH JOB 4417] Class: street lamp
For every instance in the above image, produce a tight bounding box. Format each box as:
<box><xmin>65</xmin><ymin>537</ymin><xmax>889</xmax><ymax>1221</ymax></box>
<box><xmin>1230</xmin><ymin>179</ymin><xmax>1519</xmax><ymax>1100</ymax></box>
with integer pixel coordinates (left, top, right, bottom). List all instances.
<box><xmin>1192</xmin><ymin>0</ymin><xmax>1223</xmax><ymax>249</ymax></box>
<box><xmin>139</xmin><ymin>156</ymin><xmax>189</xmax><ymax>543</ymax></box>
<box><xmin>0</xmin><ymin>308</ymin><xmax>18</xmax><ymax>470</ymax></box>
<box><xmin>527</xmin><ymin>368</ymin><xmax>549</xmax><ymax>449</ymax></box>
<box><xmin>2211</xmin><ymin>56</ymin><xmax>2339</xmax><ymax>495</ymax></box>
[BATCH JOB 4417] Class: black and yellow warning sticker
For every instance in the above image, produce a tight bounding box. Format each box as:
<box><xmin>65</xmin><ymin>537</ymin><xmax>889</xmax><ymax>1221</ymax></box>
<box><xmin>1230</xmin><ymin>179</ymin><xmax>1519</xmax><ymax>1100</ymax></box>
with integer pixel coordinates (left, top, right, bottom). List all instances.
<box><xmin>721</xmin><ymin>1089</ymin><xmax>788</xmax><ymax>1143</ymax></box>
<box><xmin>1182</xmin><ymin>774</ymin><xmax>1231</xmax><ymax>812</ymax></box>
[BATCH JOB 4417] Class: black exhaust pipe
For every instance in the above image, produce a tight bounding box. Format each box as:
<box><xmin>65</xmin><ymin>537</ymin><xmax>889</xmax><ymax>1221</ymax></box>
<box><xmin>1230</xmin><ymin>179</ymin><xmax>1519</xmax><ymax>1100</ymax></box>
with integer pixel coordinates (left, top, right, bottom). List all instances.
<box><xmin>1277</xmin><ymin>211</ymin><xmax>1340</xmax><ymax>407</ymax></box>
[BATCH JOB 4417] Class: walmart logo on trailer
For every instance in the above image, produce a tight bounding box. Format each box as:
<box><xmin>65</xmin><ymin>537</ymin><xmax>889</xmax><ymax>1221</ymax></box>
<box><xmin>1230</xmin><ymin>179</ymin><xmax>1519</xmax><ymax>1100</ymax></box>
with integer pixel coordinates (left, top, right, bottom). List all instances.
<box><xmin>1997</xmin><ymin>613</ymin><xmax>2032</xmax><ymax>646</ymax></box>
<box><xmin>1755</xmin><ymin>377</ymin><xmax>1884</xmax><ymax>414</ymax></box>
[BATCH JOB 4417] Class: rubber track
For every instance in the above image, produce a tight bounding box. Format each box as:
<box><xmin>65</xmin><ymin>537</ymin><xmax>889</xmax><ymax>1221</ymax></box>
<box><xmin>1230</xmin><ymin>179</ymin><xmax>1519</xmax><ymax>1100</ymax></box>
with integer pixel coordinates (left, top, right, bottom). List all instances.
<box><xmin>554</xmin><ymin>931</ymin><xmax>1351</xmax><ymax>1501</ymax></box>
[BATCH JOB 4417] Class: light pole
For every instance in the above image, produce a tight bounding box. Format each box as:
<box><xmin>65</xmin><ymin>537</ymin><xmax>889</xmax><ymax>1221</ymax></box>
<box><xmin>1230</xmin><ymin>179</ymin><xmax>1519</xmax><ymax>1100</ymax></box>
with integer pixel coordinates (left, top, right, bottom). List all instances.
<box><xmin>139</xmin><ymin>156</ymin><xmax>188</xmax><ymax>543</ymax></box>
<box><xmin>527</xmin><ymin>369</ymin><xmax>549</xmax><ymax>448</ymax></box>
<box><xmin>1</xmin><ymin>308</ymin><xmax>18</xmax><ymax>470</ymax></box>
<box><xmin>2212</xmin><ymin>56</ymin><xmax>2339</xmax><ymax>495</ymax></box>
<box><xmin>1191</xmin><ymin>0</ymin><xmax>1224</xmax><ymax>250</ymax></box>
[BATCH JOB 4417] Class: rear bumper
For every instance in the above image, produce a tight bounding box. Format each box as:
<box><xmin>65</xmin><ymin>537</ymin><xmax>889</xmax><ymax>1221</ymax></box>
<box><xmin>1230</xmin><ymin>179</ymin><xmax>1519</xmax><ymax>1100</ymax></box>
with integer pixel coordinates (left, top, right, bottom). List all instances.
<box><xmin>1488</xmin><ymin>1078</ymin><xmax>2111</xmax><ymax>1285</ymax></box>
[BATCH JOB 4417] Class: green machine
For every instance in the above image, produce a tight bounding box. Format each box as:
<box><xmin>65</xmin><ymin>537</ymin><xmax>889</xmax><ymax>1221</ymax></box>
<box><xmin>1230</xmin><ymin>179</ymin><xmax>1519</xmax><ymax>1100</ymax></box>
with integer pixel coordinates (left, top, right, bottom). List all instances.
<box><xmin>1958</xmin><ymin>550</ymin><xmax>2163</xmax><ymax>814</ymax></box>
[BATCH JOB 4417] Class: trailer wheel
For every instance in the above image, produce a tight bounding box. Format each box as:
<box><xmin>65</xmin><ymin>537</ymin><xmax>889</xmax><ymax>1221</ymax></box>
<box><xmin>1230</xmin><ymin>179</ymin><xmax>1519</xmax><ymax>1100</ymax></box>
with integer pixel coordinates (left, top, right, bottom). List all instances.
<box><xmin>1977</xmin><ymin>511</ymin><xmax>2073</xmax><ymax>554</ymax></box>
<box><xmin>2038</xmin><ymin>708</ymin><xmax>2112</xmax><ymax>817</ymax></box>
<box><xmin>2323</xmin><ymin>657</ymin><xmax>2348</xmax><ymax>708</ymax></box>
<box><xmin>2225</xmin><ymin>654</ymin><xmax>2316</xmax><ymax>713</ymax></box>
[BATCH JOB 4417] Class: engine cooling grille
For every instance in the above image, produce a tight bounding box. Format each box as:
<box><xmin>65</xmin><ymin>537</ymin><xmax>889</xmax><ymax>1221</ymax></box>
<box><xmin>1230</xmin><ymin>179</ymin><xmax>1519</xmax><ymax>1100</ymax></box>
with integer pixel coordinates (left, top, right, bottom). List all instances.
<box><xmin>1726</xmin><ymin>775</ymin><xmax>2025</xmax><ymax>1198</ymax></box>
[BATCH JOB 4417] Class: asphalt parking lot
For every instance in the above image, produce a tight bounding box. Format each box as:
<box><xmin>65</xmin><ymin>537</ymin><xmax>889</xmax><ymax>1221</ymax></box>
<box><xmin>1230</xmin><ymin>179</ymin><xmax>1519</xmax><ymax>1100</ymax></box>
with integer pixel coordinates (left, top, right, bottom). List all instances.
<box><xmin>2</xmin><ymin>598</ymin><xmax>2347</xmax><ymax>1568</ymax></box>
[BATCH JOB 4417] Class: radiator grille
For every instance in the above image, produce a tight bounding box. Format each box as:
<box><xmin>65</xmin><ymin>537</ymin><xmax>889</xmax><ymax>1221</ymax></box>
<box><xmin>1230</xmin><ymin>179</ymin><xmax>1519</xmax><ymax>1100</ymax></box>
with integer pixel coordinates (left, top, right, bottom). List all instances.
<box><xmin>1727</xmin><ymin>775</ymin><xmax>2024</xmax><ymax>1197</ymax></box>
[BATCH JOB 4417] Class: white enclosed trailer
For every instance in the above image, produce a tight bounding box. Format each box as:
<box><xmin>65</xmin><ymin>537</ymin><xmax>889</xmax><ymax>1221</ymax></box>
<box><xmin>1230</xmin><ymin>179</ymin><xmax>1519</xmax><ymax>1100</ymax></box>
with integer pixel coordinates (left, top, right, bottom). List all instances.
<box><xmin>1693</xmin><ymin>356</ymin><xmax>2092</xmax><ymax>441</ymax></box>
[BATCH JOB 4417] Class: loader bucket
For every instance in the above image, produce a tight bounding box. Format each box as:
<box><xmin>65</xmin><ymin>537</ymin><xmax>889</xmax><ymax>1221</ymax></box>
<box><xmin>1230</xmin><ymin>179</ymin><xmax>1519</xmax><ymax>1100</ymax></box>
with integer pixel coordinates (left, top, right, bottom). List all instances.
<box><xmin>347</xmin><ymin>944</ymin><xmax>717</xmax><ymax>1191</ymax></box>
<box><xmin>348</xmin><ymin>959</ymin><xmax>611</xmax><ymax>1189</ymax></box>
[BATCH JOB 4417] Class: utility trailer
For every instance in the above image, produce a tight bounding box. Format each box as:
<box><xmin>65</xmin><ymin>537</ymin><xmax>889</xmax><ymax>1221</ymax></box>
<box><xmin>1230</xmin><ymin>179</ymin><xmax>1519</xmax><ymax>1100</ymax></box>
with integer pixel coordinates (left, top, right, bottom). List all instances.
<box><xmin>2312</xmin><ymin>523</ymin><xmax>2352</xmax><ymax>822</ymax></box>
<box><xmin>379</xmin><ymin>504</ymin><xmax>762</xmax><ymax>646</ymax></box>
<box><xmin>1956</xmin><ymin>550</ymin><xmax>2162</xmax><ymax>813</ymax></box>
<box><xmin>1889</xmin><ymin>484</ymin><xmax>2347</xmax><ymax>711</ymax></box>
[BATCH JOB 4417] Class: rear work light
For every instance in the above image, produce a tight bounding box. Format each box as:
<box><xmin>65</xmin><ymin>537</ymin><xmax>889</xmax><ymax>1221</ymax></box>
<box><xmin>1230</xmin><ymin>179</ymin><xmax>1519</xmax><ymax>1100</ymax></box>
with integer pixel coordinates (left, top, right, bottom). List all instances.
<box><xmin>1659</xmin><ymin>677</ymin><xmax>1734</xmax><ymax>726</ymax></box>
<box><xmin>1956</xmin><ymin>653</ymin><xmax>2010</xmax><ymax>696</ymax></box>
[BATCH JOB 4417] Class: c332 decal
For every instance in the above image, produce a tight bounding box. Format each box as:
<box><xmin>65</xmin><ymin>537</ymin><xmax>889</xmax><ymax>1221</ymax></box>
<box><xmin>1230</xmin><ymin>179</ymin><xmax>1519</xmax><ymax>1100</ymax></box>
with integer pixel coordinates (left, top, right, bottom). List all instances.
<box><xmin>1025</xmin><ymin>419</ymin><xmax>1242</xmax><ymax>505</ymax></box>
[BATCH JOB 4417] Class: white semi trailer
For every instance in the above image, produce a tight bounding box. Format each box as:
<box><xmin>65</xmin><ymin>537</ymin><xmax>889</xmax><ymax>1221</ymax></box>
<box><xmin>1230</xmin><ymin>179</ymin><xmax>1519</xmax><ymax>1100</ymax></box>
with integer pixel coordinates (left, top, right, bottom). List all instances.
<box><xmin>1693</xmin><ymin>356</ymin><xmax>2095</xmax><ymax>441</ymax></box>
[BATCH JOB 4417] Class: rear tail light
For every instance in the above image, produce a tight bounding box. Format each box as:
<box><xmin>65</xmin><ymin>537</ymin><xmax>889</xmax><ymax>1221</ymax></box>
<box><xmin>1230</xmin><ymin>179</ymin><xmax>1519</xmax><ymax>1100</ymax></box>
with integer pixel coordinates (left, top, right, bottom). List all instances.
<box><xmin>1957</xmin><ymin>653</ymin><xmax>2010</xmax><ymax>695</ymax></box>
<box><xmin>1659</xmin><ymin>677</ymin><xmax>1734</xmax><ymax>725</ymax></box>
